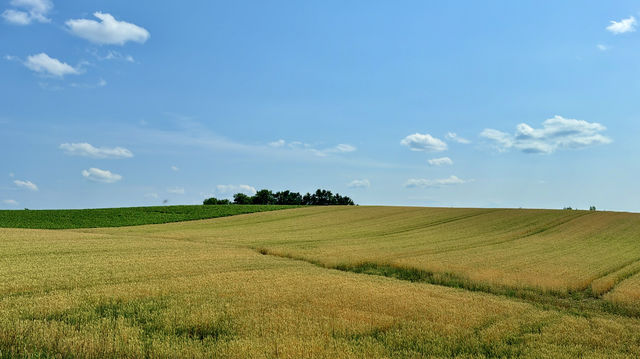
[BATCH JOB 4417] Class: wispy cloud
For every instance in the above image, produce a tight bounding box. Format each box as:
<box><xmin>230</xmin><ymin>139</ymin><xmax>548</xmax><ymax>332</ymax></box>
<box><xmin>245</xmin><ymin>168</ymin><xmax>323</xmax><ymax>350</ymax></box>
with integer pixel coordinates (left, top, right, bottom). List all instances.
<box><xmin>2</xmin><ymin>0</ymin><xmax>52</xmax><ymax>25</ymax></box>
<box><xmin>82</xmin><ymin>168</ymin><xmax>122</xmax><ymax>183</ymax></box>
<box><xmin>14</xmin><ymin>179</ymin><xmax>38</xmax><ymax>191</ymax></box>
<box><xmin>66</xmin><ymin>12</ymin><xmax>150</xmax><ymax>45</ymax></box>
<box><xmin>428</xmin><ymin>157</ymin><xmax>453</xmax><ymax>166</ymax></box>
<box><xmin>348</xmin><ymin>179</ymin><xmax>370</xmax><ymax>188</ymax></box>
<box><xmin>167</xmin><ymin>187</ymin><xmax>185</xmax><ymax>195</ymax></box>
<box><xmin>216</xmin><ymin>184</ymin><xmax>256</xmax><ymax>195</ymax></box>
<box><xmin>171</xmin><ymin>165</ymin><xmax>179</xmax><ymax>171</ymax></box>
<box><xmin>597</xmin><ymin>44</ymin><xmax>609</xmax><ymax>51</ymax></box>
<box><xmin>480</xmin><ymin>115</ymin><xmax>612</xmax><ymax>154</ymax></box>
<box><xmin>60</xmin><ymin>143</ymin><xmax>133</xmax><ymax>159</ymax></box>
<box><xmin>401</xmin><ymin>133</ymin><xmax>447</xmax><ymax>152</ymax></box>
<box><xmin>606</xmin><ymin>16</ymin><xmax>636</xmax><ymax>34</ymax></box>
<box><xmin>269</xmin><ymin>139</ymin><xmax>356</xmax><ymax>157</ymax></box>
<box><xmin>405</xmin><ymin>175</ymin><xmax>468</xmax><ymax>188</ymax></box>
<box><xmin>445</xmin><ymin>132</ymin><xmax>471</xmax><ymax>144</ymax></box>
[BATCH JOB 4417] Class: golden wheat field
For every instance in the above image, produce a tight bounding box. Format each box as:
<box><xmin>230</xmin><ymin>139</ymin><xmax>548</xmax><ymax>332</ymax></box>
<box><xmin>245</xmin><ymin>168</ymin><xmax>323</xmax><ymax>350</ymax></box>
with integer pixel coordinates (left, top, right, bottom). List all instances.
<box><xmin>3</xmin><ymin>206</ymin><xmax>640</xmax><ymax>358</ymax></box>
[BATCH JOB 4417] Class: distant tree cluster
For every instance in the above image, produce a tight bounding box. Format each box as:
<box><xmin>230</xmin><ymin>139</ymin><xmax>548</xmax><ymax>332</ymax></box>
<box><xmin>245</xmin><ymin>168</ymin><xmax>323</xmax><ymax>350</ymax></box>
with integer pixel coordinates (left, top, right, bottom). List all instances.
<box><xmin>203</xmin><ymin>189</ymin><xmax>355</xmax><ymax>206</ymax></box>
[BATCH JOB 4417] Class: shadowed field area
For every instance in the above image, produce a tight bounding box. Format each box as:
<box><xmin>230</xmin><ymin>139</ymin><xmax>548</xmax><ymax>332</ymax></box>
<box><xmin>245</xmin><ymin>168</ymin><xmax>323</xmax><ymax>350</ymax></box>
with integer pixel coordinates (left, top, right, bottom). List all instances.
<box><xmin>2</xmin><ymin>206</ymin><xmax>640</xmax><ymax>357</ymax></box>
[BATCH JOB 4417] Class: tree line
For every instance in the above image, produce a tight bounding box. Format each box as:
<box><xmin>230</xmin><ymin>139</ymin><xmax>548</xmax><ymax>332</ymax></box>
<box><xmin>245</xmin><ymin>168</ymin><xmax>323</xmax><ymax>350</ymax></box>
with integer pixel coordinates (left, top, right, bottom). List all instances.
<box><xmin>203</xmin><ymin>189</ymin><xmax>355</xmax><ymax>206</ymax></box>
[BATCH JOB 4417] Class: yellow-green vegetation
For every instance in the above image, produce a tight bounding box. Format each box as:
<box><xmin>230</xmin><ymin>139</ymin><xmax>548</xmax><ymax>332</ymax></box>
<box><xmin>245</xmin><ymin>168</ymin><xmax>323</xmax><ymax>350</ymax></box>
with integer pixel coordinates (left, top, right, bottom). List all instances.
<box><xmin>2</xmin><ymin>206</ymin><xmax>640</xmax><ymax>358</ymax></box>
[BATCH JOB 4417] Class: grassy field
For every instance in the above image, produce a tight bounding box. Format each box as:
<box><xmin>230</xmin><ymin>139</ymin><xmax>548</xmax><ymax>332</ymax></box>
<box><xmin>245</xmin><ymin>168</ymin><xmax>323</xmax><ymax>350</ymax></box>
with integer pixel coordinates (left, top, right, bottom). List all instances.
<box><xmin>0</xmin><ymin>204</ymin><xmax>296</xmax><ymax>229</ymax></box>
<box><xmin>2</xmin><ymin>206</ymin><xmax>640</xmax><ymax>357</ymax></box>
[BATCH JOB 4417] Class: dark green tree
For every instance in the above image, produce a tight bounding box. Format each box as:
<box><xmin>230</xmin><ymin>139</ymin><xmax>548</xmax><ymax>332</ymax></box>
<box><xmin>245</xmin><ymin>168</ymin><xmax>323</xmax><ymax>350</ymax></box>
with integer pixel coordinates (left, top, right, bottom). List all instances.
<box><xmin>233</xmin><ymin>193</ymin><xmax>253</xmax><ymax>204</ymax></box>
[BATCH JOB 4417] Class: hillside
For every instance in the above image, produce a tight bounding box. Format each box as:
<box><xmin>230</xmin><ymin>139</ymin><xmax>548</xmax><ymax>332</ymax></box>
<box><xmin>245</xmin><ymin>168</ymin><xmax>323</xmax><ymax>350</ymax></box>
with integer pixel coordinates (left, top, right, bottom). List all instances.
<box><xmin>2</xmin><ymin>206</ymin><xmax>640</xmax><ymax>357</ymax></box>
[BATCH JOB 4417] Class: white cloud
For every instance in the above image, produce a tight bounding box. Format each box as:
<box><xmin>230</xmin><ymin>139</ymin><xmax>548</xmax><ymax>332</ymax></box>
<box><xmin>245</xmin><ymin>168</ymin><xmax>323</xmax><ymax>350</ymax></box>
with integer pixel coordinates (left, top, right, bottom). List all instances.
<box><xmin>445</xmin><ymin>132</ymin><xmax>471</xmax><ymax>144</ymax></box>
<box><xmin>145</xmin><ymin>193</ymin><xmax>159</xmax><ymax>199</ymax></box>
<box><xmin>171</xmin><ymin>165</ymin><xmax>179</xmax><ymax>171</ymax></box>
<box><xmin>401</xmin><ymin>133</ymin><xmax>447</xmax><ymax>152</ymax></box>
<box><xmin>167</xmin><ymin>187</ymin><xmax>185</xmax><ymax>195</ymax></box>
<box><xmin>597</xmin><ymin>44</ymin><xmax>609</xmax><ymax>51</ymax></box>
<box><xmin>9</xmin><ymin>172</ymin><xmax>14</xmax><ymax>177</ymax></box>
<box><xmin>24</xmin><ymin>53</ymin><xmax>80</xmax><ymax>78</ymax></box>
<box><xmin>3</xmin><ymin>199</ymin><xmax>18</xmax><ymax>205</ymax></box>
<box><xmin>606</xmin><ymin>16</ymin><xmax>636</xmax><ymax>34</ymax></box>
<box><xmin>480</xmin><ymin>115</ymin><xmax>612</xmax><ymax>154</ymax></box>
<box><xmin>2</xmin><ymin>0</ymin><xmax>52</xmax><ymax>25</ymax></box>
<box><xmin>65</xmin><ymin>12</ymin><xmax>150</xmax><ymax>45</ymax></box>
<box><xmin>268</xmin><ymin>139</ymin><xmax>285</xmax><ymax>148</ymax></box>
<box><xmin>14</xmin><ymin>179</ymin><xmax>38</xmax><ymax>191</ymax></box>
<box><xmin>428</xmin><ymin>157</ymin><xmax>453</xmax><ymax>166</ymax></box>
<box><xmin>216</xmin><ymin>184</ymin><xmax>257</xmax><ymax>196</ymax></box>
<box><xmin>82</xmin><ymin>168</ymin><xmax>122</xmax><ymax>183</ymax></box>
<box><xmin>405</xmin><ymin>175</ymin><xmax>467</xmax><ymax>188</ymax></box>
<box><xmin>348</xmin><ymin>179</ymin><xmax>370</xmax><ymax>188</ymax></box>
<box><xmin>60</xmin><ymin>143</ymin><xmax>133</xmax><ymax>159</ymax></box>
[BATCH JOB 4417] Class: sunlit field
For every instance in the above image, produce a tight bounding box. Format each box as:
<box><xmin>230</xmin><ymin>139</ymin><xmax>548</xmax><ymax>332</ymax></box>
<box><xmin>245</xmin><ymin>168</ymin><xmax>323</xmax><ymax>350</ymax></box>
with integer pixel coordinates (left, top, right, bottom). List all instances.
<box><xmin>2</xmin><ymin>206</ymin><xmax>640</xmax><ymax>358</ymax></box>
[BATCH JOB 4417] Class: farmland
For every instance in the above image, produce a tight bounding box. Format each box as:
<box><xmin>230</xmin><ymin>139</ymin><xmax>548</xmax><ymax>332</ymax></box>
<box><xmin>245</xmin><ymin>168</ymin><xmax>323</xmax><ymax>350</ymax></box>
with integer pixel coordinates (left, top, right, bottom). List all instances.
<box><xmin>2</xmin><ymin>206</ymin><xmax>640</xmax><ymax>357</ymax></box>
<box><xmin>0</xmin><ymin>204</ymin><xmax>295</xmax><ymax>229</ymax></box>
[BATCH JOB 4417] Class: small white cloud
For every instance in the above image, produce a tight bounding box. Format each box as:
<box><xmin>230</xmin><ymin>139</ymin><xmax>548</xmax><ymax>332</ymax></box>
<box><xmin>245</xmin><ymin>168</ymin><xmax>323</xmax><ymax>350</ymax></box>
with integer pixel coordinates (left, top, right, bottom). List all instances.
<box><xmin>428</xmin><ymin>157</ymin><xmax>453</xmax><ymax>166</ymax></box>
<box><xmin>597</xmin><ymin>44</ymin><xmax>609</xmax><ymax>51</ymax></box>
<box><xmin>2</xmin><ymin>0</ymin><xmax>52</xmax><ymax>25</ymax></box>
<box><xmin>24</xmin><ymin>53</ymin><xmax>80</xmax><ymax>78</ymax></box>
<box><xmin>82</xmin><ymin>168</ymin><xmax>122</xmax><ymax>183</ymax></box>
<box><xmin>65</xmin><ymin>12</ymin><xmax>150</xmax><ymax>45</ymax></box>
<box><xmin>480</xmin><ymin>115</ymin><xmax>612</xmax><ymax>154</ymax></box>
<box><xmin>216</xmin><ymin>184</ymin><xmax>257</xmax><ymax>195</ymax></box>
<box><xmin>445</xmin><ymin>132</ymin><xmax>471</xmax><ymax>144</ymax></box>
<box><xmin>171</xmin><ymin>165</ymin><xmax>179</xmax><ymax>171</ymax></box>
<box><xmin>334</xmin><ymin>144</ymin><xmax>356</xmax><ymax>153</ymax></box>
<box><xmin>405</xmin><ymin>175</ymin><xmax>467</xmax><ymax>188</ymax></box>
<box><xmin>606</xmin><ymin>16</ymin><xmax>636</xmax><ymax>34</ymax></box>
<box><xmin>3</xmin><ymin>199</ymin><xmax>18</xmax><ymax>205</ymax></box>
<box><xmin>9</xmin><ymin>172</ymin><xmax>14</xmax><ymax>177</ymax></box>
<box><xmin>401</xmin><ymin>133</ymin><xmax>447</xmax><ymax>152</ymax></box>
<box><xmin>348</xmin><ymin>179</ymin><xmax>370</xmax><ymax>188</ymax></box>
<box><xmin>167</xmin><ymin>187</ymin><xmax>185</xmax><ymax>195</ymax></box>
<box><xmin>145</xmin><ymin>193</ymin><xmax>159</xmax><ymax>199</ymax></box>
<box><xmin>60</xmin><ymin>143</ymin><xmax>133</xmax><ymax>159</ymax></box>
<box><xmin>268</xmin><ymin>139</ymin><xmax>286</xmax><ymax>148</ymax></box>
<box><xmin>14</xmin><ymin>179</ymin><xmax>38</xmax><ymax>191</ymax></box>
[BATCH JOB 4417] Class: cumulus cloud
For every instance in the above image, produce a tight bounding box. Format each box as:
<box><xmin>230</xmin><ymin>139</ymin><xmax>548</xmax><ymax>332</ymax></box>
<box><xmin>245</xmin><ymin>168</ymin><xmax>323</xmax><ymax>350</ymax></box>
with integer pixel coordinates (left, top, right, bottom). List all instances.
<box><xmin>167</xmin><ymin>187</ymin><xmax>185</xmax><ymax>195</ymax></box>
<box><xmin>405</xmin><ymin>175</ymin><xmax>467</xmax><ymax>188</ymax></box>
<box><xmin>14</xmin><ymin>179</ymin><xmax>38</xmax><ymax>191</ymax></box>
<box><xmin>348</xmin><ymin>179</ymin><xmax>370</xmax><ymax>188</ymax></box>
<box><xmin>24</xmin><ymin>53</ymin><xmax>81</xmax><ymax>78</ymax></box>
<box><xmin>445</xmin><ymin>132</ymin><xmax>471</xmax><ymax>144</ymax></box>
<box><xmin>480</xmin><ymin>115</ymin><xmax>612</xmax><ymax>154</ymax></box>
<box><xmin>428</xmin><ymin>157</ymin><xmax>453</xmax><ymax>166</ymax></box>
<box><xmin>82</xmin><ymin>168</ymin><xmax>122</xmax><ymax>183</ymax></box>
<box><xmin>60</xmin><ymin>143</ymin><xmax>133</xmax><ymax>159</ymax></box>
<box><xmin>216</xmin><ymin>184</ymin><xmax>257</xmax><ymax>195</ymax></box>
<box><xmin>401</xmin><ymin>133</ymin><xmax>447</xmax><ymax>152</ymax></box>
<box><xmin>606</xmin><ymin>16</ymin><xmax>636</xmax><ymax>34</ymax></box>
<box><xmin>65</xmin><ymin>12</ymin><xmax>150</xmax><ymax>45</ymax></box>
<box><xmin>3</xmin><ymin>199</ymin><xmax>18</xmax><ymax>205</ymax></box>
<box><xmin>2</xmin><ymin>0</ymin><xmax>52</xmax><ymax>25</ymax></box>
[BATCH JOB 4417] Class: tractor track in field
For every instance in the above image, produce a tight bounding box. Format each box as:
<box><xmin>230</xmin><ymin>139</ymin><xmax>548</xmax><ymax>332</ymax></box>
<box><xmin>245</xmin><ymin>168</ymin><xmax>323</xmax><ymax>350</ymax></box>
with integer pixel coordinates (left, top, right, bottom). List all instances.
<box><xmin>255</xmin><ymin>247</ymin><xmax>640</xmax><ymax>320</ymax></box>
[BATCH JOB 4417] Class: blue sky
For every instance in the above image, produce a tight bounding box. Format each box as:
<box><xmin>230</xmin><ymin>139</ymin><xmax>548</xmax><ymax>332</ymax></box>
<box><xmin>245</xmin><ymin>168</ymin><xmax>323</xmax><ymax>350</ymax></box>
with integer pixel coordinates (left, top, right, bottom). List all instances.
<box><xmin>1</xmin><ymin>1</ymin><xmax>639</xmax><ymax>211</ymax></box>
